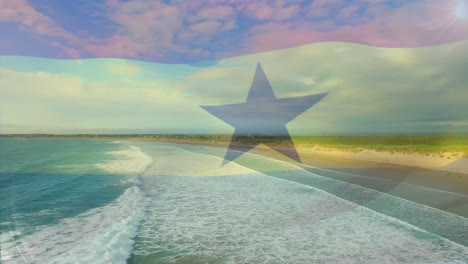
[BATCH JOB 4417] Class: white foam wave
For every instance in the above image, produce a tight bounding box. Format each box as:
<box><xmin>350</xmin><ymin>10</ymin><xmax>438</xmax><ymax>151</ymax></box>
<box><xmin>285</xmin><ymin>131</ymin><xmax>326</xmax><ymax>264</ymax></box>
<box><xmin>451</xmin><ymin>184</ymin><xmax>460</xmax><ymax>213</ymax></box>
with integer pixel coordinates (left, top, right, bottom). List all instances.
<box><xmin>96</xmin><ymin>145</ymin><xmax>153</xmax><ymax>175</ymax></box>
<box><xmin>133</xmin><ymin>173</ymin><xmax>468</xmax><ymax>263</ymax></box>
<box><xmin>0</xmin><ymin>186</ymin><xmax>147</xmax><ymax>264</ymax></box>
<box><xmin>125</xmin><ymin>142</ymin><xmax>468</xmax><ymax>263</ymax></box>
<box><xmin>141</xmin><ymin>143</ymin><xmax>262</xmax><ymax>177</ymax></box>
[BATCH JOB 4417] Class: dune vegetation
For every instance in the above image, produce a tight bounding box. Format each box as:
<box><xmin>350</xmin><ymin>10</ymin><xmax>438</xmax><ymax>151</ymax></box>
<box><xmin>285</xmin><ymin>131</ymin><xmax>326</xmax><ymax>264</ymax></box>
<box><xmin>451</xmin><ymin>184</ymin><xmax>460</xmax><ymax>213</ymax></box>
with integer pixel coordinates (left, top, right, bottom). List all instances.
<box><xmin>2</xmin><ymin>134</ymin><xmax>467</xmax><ymax>157</ymax></box>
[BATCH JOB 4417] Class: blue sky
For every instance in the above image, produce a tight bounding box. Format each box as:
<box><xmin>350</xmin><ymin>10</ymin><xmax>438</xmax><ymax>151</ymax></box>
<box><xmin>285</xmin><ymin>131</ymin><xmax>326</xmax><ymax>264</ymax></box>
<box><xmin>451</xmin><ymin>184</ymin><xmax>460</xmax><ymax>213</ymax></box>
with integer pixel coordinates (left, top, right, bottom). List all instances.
<box><xmin>1</xmin><ymin>0</ymin><xmax>467</xmax><ymax>63</ymax></box>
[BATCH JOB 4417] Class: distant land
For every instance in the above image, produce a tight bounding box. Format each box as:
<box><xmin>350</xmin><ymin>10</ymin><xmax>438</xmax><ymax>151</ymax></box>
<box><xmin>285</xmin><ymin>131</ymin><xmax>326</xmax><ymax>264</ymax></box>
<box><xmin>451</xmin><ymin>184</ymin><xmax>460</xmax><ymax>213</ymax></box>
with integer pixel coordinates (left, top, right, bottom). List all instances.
<box><xmin>2</xmin><ymin>134</ymin><xmax>468</xmax><ymax>174</ymax></box>
<box><xmin>2</xmin><ymin>134</ymin><xmax>467</xmax><ymax>155</ymax></box>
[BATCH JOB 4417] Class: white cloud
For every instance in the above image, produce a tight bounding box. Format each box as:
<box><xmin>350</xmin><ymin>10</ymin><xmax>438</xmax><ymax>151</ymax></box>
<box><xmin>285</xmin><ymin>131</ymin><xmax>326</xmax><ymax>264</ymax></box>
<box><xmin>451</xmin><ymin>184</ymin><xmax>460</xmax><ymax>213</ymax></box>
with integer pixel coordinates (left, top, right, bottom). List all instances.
<box><xmin>1</xmin><ymin>40</ymin><xmax>468</xmax><ymax>134</ymax></box>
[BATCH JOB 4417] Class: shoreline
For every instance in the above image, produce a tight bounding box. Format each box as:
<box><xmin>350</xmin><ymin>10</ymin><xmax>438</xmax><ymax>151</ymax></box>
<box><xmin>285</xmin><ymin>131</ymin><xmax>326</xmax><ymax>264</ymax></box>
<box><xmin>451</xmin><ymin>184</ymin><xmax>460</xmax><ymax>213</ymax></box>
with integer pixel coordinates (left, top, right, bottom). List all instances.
<box><xmin>3</xmin><ymin>135</ymin><xmax>468</xmax><ymax>206</ymax></box>
<box><xmin>127</xmin><ymin>137</ymin><xmax>468</xmax><ymax>176</ymax></box>
<box><xmin>126</xmin><ymin>138</ymin><xmax>468</xmax><ymax>218</ymax></box>
<box><xmin>3</xmin><ymin>135</ymin><xmax>468</xmax><ymax>175</ymax></box>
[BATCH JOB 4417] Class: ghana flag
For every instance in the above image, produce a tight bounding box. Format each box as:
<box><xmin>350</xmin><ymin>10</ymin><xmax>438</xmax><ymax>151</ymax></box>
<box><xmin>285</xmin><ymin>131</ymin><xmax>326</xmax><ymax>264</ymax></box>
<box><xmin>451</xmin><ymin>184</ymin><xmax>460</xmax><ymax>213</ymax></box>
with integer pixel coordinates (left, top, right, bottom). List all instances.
<box><xmin>0</xmin><ymin>0</ymin><xmax>468</xmax><ymax>263</ymax></box>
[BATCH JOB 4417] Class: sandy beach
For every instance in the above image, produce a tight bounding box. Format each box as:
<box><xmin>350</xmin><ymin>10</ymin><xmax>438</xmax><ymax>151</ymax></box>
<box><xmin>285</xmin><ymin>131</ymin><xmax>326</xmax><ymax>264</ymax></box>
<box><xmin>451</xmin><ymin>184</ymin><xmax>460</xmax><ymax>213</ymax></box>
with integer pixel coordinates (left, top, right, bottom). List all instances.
<box><xmin>6</xmin><ymin>135</ymin><xmax>467</xmax><ymax>175</ymax></box>
<box><xmin>125</xmin><ymin>138</ymin><xmax>468</xmax><ymax>219</ymax></box>
<box><xmin>125</xmin><ymin>136</ymin><xmax>468</xmax><ymax>175</ymax></box>
<box><xmin>295</xmin><ymin>145</ymin><xmax>468</xmax><ymax>173</ymax></box>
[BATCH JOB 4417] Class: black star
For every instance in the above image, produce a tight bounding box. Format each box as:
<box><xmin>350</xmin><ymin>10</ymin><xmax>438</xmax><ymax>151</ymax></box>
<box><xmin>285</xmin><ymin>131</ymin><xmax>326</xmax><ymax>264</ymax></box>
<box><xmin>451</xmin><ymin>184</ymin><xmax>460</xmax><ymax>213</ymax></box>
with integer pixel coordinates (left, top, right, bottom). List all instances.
<box><xmin>201</xmin><ymin>63</ymin><xmax>327</xmax><ymax>165</ymax></box>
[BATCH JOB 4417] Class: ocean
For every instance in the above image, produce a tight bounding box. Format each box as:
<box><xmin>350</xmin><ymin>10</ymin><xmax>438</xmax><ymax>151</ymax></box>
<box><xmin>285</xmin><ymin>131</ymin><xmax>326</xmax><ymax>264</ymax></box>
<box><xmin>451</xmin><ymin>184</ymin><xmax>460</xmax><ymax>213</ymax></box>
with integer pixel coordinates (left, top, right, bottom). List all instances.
<box><xmin>0</xmin><ymin>138</ymin><xmax>467</xmax><ymax>264</ymax></box>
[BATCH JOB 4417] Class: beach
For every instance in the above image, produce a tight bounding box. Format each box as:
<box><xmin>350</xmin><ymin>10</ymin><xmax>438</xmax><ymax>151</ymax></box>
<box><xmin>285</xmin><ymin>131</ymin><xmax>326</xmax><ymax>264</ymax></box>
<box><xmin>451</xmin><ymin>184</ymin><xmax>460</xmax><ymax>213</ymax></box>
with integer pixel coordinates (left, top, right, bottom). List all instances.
<box><xmin>118</xmin><ymin>136</ymin><xmax>468</xmax><ymax>198</ymax></box>
<box><xmin>129</xmin><ymin>140</ymin><xmax>468</xmax><ymax>263</ymax></box>
<box><xmin>78</xmin><ymin>135</ymin><xmax>468</xmax><ymax>175</ymax></box>
<box><xmin>5</xmin><ymin>134</ymin><xmax>467</xmax><ymax>174</ymax></box>
<box><xmin>132</xmin><ymin>139</ymin><xmax>468</xmax><ymax>218</ymax></box>
<box><xmin>1</xmin><ymin>138</ymin><xmax>467</xmax><ymax>263</ymax></box>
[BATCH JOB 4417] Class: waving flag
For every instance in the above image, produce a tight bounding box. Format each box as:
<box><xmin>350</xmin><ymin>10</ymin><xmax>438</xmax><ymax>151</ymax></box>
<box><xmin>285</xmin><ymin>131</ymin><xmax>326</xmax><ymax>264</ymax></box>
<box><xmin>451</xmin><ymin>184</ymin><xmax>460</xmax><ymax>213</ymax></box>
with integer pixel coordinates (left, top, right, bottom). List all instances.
<box><xmin>1</xmin><ymin>0</ymin><xmax>468</xmax><ymax>263</ymax></box>
<box><xmin>1</xmin><ymin>0</ymin><xmax>468</xmax><ymax>63</ymax></box>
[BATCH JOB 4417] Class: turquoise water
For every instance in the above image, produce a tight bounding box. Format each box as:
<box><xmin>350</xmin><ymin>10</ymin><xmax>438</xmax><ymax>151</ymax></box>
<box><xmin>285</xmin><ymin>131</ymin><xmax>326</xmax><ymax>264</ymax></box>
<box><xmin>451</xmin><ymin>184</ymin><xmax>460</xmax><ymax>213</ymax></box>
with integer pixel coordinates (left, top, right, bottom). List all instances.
<box><xmin>1</xmin><ymin>139</ymin><xmax>467</xmax><ymax>264</ymax></box>
<box><xmin>0</xmin><ymin>138</ymin><xmax>151</xmax><ymax>263</ymax></box>
<box><xmin>0</xmin><ymin>139</ymin><xmax>128</xmax><ymax>233</ymax></box>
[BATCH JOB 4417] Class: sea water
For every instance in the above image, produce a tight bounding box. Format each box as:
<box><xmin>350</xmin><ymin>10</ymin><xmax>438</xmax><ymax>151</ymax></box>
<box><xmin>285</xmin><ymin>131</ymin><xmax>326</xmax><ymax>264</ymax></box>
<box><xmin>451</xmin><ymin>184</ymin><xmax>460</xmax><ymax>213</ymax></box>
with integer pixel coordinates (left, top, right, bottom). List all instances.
<box><xmin>0</xmin><ymin>138</ymin><xmax>152</xmax><ymax>263</ymax></box>
<box><xmin>1</xmin><ymin>138</ymin><xmax>467</xmax><ymax>264</ymax></box>
<box><xmin>127</xmin><ymin>141</ymin><xmax>468</xmax><ymax>264</ymax></box>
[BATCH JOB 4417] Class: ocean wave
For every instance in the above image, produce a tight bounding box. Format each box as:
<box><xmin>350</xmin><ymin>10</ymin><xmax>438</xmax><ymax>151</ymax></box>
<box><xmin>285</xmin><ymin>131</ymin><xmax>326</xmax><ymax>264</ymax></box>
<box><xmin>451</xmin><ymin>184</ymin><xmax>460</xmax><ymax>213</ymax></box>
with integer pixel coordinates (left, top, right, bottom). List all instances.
<box><xmin>0</xmin><ymin>185</ymin><xmax>147</xmax><ymax>264</ymax></box>
<box><xmin>140</xmin><ymin>143</ymin><xmax>260</xmax><ymax>177</ymax></box>
<box><xmin>126</xmin><ymin>142</ymin><xmax>468</xmax><ymax>263</ymax></box>
<box><xmin>132</xmin><ymin>173</ymin><xmax>468</xmax><ymax>263</ymax></box>
<box><xmin>96</xmin><ymin>145</ymin><xmax>153</xmax><ymax>175</ymax></box>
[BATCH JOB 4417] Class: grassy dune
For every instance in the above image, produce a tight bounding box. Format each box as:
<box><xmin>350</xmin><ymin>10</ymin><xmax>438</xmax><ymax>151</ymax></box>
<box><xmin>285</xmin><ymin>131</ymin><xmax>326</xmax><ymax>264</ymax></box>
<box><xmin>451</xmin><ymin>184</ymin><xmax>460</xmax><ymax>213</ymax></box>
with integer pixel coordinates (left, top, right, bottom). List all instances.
<box><xmin>292</xmin><ymin>135</ymin><xmax>468</xmax><ymax>157</ymax></box>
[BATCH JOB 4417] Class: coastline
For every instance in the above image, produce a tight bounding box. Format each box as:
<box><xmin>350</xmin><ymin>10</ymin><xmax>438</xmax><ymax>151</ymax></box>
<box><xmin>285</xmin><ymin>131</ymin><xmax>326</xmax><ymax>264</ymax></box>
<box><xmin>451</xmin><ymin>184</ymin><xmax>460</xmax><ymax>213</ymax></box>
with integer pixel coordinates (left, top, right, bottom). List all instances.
<box><xmin>4</xmin><ymin>134</ymin><xmax>468</xmax><ymax>175</ymax></box>
<box><xmin>2</xmin><ymin>136</ymin><xmax>467</xmax><ymax>216</ymax></box>
<box><xmin>295</xmin><ymin>145</ymin><xmax>468</xmax><ymax>174</ymax></box>
<box><xmin>129</xmin><ymin>138</ymin><xmax>468</xmax><ymax>219</ymax></box>
<box><xmin>127</xmin><ymin>138</ymin><xmax>468</xmax><ymax>217</ymax></box>
<box><xmin>126</xmin><ymin>137</ymin><xmax>468</xmax><ymax>176</ymax></box>
<box><xmin>126</xmin><ymin>137</ymin><xmax>468</xmax><ymax>197</ymax></box>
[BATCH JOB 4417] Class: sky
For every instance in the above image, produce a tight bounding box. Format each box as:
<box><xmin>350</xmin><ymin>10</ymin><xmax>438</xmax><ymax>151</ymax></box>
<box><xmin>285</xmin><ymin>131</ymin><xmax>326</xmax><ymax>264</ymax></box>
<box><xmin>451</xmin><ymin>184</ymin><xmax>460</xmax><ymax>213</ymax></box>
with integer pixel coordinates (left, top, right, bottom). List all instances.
<box><xmin>0</xmin><ymin>0</ymin><xmax>467</xmax><ymax>135</ymax></box>
<box><xmin>0</xmin><ymin>0</ymin><xmax>468</xmax><ymax>62</ymax></box>
<box><xmin>1</xmin><ymin>40</ymin><xmax>468</xmax><ymax>135</ymax></box>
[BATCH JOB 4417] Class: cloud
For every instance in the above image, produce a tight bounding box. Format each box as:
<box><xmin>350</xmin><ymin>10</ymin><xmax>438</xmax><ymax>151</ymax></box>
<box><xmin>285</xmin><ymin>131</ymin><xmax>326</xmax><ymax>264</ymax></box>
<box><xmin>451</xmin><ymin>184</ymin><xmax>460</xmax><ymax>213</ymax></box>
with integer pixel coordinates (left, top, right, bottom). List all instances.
<box><xmin>84</xmin><ymin>35</ymin><xmax>150</xmax><ymax>58</ymax></box>
<box><xmin>0</xmin><ymin>65</ymin><xmax>206</xmax><ymax>132</ymax></box>
<box><xmin>246</xmin><ymin>0</ymin><xmax>468</xmax><ymax>55</ymax></box>
<box><xmin>0</xmin><ymin>0</ymin><xmax>80</xmax><ymax>57</ymax></box>
<box><xmin>0</xmin><ymin>0</ymin><xmax>68</xmax><ymax>38</ymax></box>
<box><xmin>241</xmin><ymin>1</ymin><xmax>301</xmax><ymax>21</ymax></box>
<box><xmin>166</xmin><ymin>40</ymin><xmax>468</xmax><ymax>134</ymax></box>
<box><xmin>1</xmin><ymin>40</ymin><xmax>467</xmax><ymax>134</ymax></box>
<box><xmin>1</xmin><ymin>0</ymin><xmax>467</xmax><ymax>63</ymax></box>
